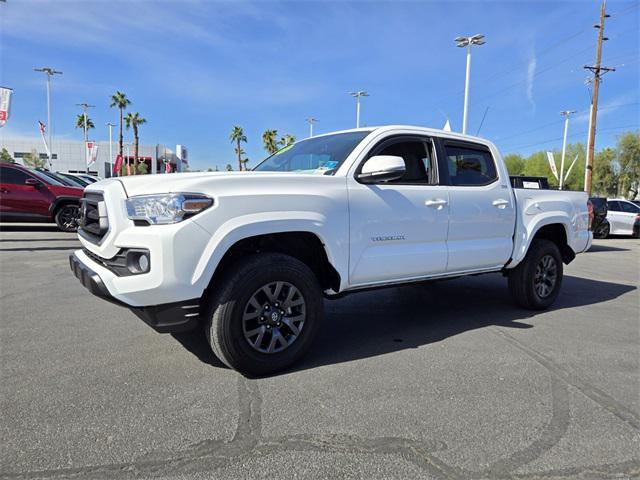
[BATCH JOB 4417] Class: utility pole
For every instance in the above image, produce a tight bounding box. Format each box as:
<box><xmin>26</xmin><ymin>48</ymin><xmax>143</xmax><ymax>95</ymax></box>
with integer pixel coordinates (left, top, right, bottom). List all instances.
<box><xmin>559</xmin><ymin>110</ymin><xmax>576</xmax><ymax>190</ymax></box>
<box><xmin>455</xmin><ymin>34</ymin><xmax>485</xmax><ymax>135</ymax></box>
<box><xmin>76</xmin><ymin>103</ymin><xmax>95</xmax><ymax>173</ymax></box>
<box><xmin>106</xmin><ymin>122</ymin><xmax>115</xmax><ymax>177</ymax></box>
<box><xmin>350</xmin><ymin>91</ymin><xmax>369</xmax><ymax>128</ymax></box>
<box><xmin>34</xmin><ymin>67</ymin><xmax>62</xmax><ymax>168</ymax></box>
<box><xmin>583</xmin><ymin>0</ymin><xmax>615</xmax><ymax>195</ymax></box>
<box><xmin>306</xmin><ymin>117</ymin><xmax>317</xmax><ymax>137</ymax></box>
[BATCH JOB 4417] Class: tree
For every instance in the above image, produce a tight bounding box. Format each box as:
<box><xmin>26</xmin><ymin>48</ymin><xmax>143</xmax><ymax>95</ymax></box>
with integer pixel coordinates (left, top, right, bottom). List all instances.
<box><xmin>523</xmin><ymin>151</ymin><xmax>557</xmax><ymax>188</ymax></box>
<box><xmin>592</xmin><ymin>148</ymin><xmax>617</xmax><ymax>197</ymax></box>
<box><xmin>110</xmin><ymin>91</ymin><xmax>131</xmax><ymax>161</ymax></box>
<box><xmin>135</xmin><ymin>161</ymin><xmax>148</xmax><ymax>175</ymax></box>
<box><xmin>124</xmin><ymin>112</ymin><xmax>146</xmax><ymax>174</ymax></box>
<box><xmin>22</xmin><ymin>149</ymin><xmax>46</xmax><ymax>168</ymax></box>
<box><xmin>616</xmin><ymin>131</ymin><xmax>640</xmax><ymax>199</ymax></box>
<box><xmin>0</xmin><ymin>148</ymin><xmax>14</xmax><ymax>163</ymax></box>
<box><xmin>75</xmin><ymin>113</ymin><xmax>95</xmax><ymax>132</ymax></box>
<box><xmin>225</xmin><ymin>163</ymin><xmax>233</xmax><ymax>171</ymax></box>
<box><xmin>279</xmin><ymin>133</ymin><xmax>296</xmax><ymax>148</ymax></box>
<box><xmin>262</xmin><ymin>129</ymin><xmax>279</xmax><ymax>154</ymax></box>
<box><xmin>229</xmin><ymin>126</ymin><xmax>247</xmax><ymax>171</ymax></box>
<box><xmin>504</xmin><ymin>154</ymin><xmax>525</xmax><ymax>176</ymax></box>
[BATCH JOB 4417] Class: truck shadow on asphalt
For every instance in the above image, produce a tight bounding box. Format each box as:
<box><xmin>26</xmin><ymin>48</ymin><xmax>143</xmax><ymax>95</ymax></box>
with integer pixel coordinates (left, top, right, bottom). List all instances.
<box><xmin>172</xmin><ymin>273</ymin><xmax>635</xmax><ymax>373</ymax></box>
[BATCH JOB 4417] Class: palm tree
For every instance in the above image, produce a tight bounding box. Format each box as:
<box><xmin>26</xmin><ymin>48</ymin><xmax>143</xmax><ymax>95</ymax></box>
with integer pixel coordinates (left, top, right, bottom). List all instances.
<box><xmin>110</xmin><ymin>91</ymin><xmax>131</xmax><ymax>162</ymax></box>
<box><xmin>75</xmin><ymin>113</ymin><xmax>95</xmax><ymax>132</ymax></box>
<box><xmin>279</xmin><ymin>133</ymin><xmax>296</xmax><ymax>148</ymax></box>
<box><xmin>225</xmin><ymin>163</ymin><xmax>233</xmax><ymax>171</ymax></box>
<box><xmin>124</xmin><ymin>112</ymin><xmax>147</xmax><ymax>174</ymax></box>
<box><xmin>229</xmin><ymin>126</ymin><xmax>247</xmax><ymax>171</ymax></box>
<box><xmin>262</xmin><ymin>129</ymin><xmax>279</xmax><ymax>154</ymax></box>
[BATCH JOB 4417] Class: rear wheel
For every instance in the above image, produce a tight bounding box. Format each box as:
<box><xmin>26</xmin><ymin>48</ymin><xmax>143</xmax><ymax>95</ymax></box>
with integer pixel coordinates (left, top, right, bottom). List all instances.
<box><xmin>54</xmin><ymin>204</ymin><xmax>80</xmax><ymax>232</ymax></box>
<box><xmin>508</xmin><ymin>239</ymin><xmax>563</xmax><ymax>310</ymax></box>
<box><xmin>205</xmin><ymin>253</ymin><xmax>323</xmax><ymax>376</ymax></box>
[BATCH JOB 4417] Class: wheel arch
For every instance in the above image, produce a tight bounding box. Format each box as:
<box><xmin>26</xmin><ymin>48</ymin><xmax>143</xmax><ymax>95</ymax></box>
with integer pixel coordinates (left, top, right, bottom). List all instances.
<box><xmin>201</xmin><ymin>231</ymin><xmax>341</xmax><ymax>296</ymax></box>
<box><xmin>509</xmin><ymin>215</ymin><xmax>575</xmax><ymax>268</ymax></box>
<box><xmin>49</xmin><ymin>196</ymin><xmax>81</xmax><ymax>217</ymax></box>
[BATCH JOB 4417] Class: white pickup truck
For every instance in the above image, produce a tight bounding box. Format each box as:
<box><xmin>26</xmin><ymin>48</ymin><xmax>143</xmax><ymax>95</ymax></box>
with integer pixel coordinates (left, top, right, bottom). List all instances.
<box><xmin>70</xmin><ymin>126</ymin><xmax>592</xmax><ymax>375</ymax></box>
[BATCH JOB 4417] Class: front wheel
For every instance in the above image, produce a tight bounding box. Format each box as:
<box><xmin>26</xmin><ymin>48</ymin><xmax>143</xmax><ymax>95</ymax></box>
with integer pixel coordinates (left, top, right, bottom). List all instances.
<box><xmin>593</xmin><ymin>221</ymin><xmax>610</xmax><ymax>239</ymax></box>
<box><xmin>508</xmin><ymin>239</ymin><xmax>563</xmax><ymax>310</ymax></box>
<box><xmin>54</xmin><ymin>204</ymin><xmax>80</xmax><ymax>232</ymax></box>
<box><xmin>205</xmin><ymin>253</ymin><xmax>323</xmax><ymax>376</ymax></box>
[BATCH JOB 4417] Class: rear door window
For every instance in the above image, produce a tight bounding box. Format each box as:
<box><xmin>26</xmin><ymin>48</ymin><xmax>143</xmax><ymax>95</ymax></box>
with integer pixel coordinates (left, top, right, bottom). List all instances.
<box><xmin>444</xmin><ymin>144</ymin><xmax>498</xmax><ymax>186</ymax></box>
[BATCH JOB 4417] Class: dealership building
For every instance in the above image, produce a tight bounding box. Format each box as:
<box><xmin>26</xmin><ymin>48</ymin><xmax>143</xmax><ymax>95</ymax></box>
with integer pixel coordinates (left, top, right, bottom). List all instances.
<box><xmin>0</xmin><ymin>137</ymin><xmax>188</xmax><ymax>177</ymax></box>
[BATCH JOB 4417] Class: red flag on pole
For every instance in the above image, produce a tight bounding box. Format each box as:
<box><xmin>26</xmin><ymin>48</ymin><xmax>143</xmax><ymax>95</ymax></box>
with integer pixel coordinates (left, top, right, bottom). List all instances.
<box><xmin>165</xmin><ymin>161</ymin><xmax>171</xmax><ymax>173</ymax></box>
<box><xmin>113</xmin><ymin>154</ymin><xmax>123</xmax><ymax>174</ymax></box>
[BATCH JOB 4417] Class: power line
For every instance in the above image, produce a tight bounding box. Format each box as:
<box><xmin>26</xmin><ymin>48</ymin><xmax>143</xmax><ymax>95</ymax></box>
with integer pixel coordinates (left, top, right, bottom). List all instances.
<box><xmin>500</xmin><ymin>124</ymin><xmax>637</xmax><ymax>151</ymax></box>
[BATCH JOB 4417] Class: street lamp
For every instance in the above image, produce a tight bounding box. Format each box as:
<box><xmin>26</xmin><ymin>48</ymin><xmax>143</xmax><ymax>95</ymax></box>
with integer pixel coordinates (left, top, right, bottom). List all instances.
<box><xmin>454</xmin><ymin>34</ymin><xmax>485</xmax><ymax>135</ymax></box>
<box><xmin>106</xmin><ymin>122</ymin><xmax>116</xmax><ymax>177</ymax></box>
<box><xmin>559</xmin><ymin>110</ymin><xmax>576</xmax><ymax>190</ymax></box>
<box><xmin>34</xmin><ymin>67</ymin><xmax>62</xmax><ymax>167</ymax></box>
<box><xmin>306</xmin><ymin>117</ymin><xmax>318</xmax><ymax>137</ymax></box>
<box><xmin>350</xmin><ymin>91</ymin><xmax>369</xmax><ymax>128</ymax></box>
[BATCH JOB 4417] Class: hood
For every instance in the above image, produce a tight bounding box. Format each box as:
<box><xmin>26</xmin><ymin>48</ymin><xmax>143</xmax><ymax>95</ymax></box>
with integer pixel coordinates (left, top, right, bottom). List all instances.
<box><xmin>48</xmin><ymin>185</ymin><xmax>84</xmax><ymax>197</ymax></box>
<box><xmin>107</xmin><ymin>171</ymin><xmax>333</xmax><ymax>197</ymax></box>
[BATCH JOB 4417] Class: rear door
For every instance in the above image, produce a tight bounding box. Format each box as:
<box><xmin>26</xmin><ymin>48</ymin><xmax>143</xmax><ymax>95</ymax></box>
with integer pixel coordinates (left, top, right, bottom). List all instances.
<box><xmin>439</xmin><ymin>140</ymin><xmax>515</xmax><ymax>272</ymax></box>
<box><xmin>609</xmin><ymin>200</ymin><xmax>639</xmax><ymax>234</ymax></box>
<box><xmin>347</xmin><ymin>135</ymin><xmax>449</xmax><ymax>285</ymax></box>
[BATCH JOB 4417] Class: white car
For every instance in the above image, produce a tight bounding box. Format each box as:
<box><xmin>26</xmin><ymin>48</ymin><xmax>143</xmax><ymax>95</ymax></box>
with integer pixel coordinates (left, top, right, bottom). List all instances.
<box><xmin>606</xmin><ymin>199</ymin><xmax>640</xmax><ymax>236</ymax></box>
<box><xmin>70</xmin><ymin>126</ymin><xmax>592</xmax><ymax>375</ymax></box>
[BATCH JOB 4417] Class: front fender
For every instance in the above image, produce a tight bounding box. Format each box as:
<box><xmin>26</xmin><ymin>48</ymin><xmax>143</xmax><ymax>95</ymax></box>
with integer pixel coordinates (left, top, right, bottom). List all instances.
<box><xmin>191</xmin><ymin>211</ymin><xmax>348</xmax><ymax>291</ymax></box>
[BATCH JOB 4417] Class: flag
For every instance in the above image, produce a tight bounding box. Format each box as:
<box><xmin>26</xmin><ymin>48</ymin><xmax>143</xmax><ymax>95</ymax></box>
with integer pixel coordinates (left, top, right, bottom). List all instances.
<box><xmin>113</xmin><ymin>154</ymin><xmax>123</xmax><ymax>174</ymax></box>
<box><xmin>38</xmin><ymin>120</ymin><xmax>52</xmax><ymax>159</ymax></box>
<box><xmin>443</xmin><ymin>119</ymin><xmax>452</xmax><ymax>132</ymax></box>
<box><xmin>0</xmin><ymin>87</ymin><xmax>12</xmax><ymax>128</ymax></box>
<box><xmin>165</xmin><ymin>161</ymin><xmax>171</xmax><ymax>173</ymax></box>
<box><xmin>87</xmin><ymin>141</ymin><xmax>99</xmax><ymax>166</ymax></box>
<box><xmin>546</xmin><ymin>151</ymin><xmax>559</xmax><ymax>180</ymax></box>
<box><xmin>564</xmin><ymin>154</ymin><xmax>580</xmax><ymax>182</ymax></box>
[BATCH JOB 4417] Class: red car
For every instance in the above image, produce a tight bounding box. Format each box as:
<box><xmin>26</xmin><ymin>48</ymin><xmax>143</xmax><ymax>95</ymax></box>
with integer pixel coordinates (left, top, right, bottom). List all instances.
<box><xmin>0</xmin><ymin>163</ymin><xmax>84</xmax><ymax>232</ymax></box>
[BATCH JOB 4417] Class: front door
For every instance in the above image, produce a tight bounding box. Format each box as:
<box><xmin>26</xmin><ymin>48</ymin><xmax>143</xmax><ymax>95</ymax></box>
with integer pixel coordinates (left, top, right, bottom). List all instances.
<box><xmin>440</xmin><ymin>140</ymin><xmax>515</xmax><ymax>272</ymax></box>
<box><xmin>347</xmin><ymin>135</ymin><xmax>449</xmax><ymax>286</ymax></box>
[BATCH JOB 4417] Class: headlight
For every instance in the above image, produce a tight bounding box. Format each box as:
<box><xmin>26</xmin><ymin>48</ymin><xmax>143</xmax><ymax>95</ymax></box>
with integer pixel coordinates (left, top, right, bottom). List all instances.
<box><xmin>125</xmin><ymin>193</ymin><xmax>213</xmax><ymax>225</ymax></box>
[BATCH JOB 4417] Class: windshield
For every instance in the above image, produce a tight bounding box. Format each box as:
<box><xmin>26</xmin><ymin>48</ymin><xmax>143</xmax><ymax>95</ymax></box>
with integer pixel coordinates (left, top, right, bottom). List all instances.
<box><xmin>58</xmin><ymin>172</ymin><xmax>90</xmax><ymax>187</ymax></box>
<box><xmin>27</xmin><ymin>168</ymin><xmax>66</xmax><ymax>186</ymax></box>
<box><xmin>36</xmin><ymin>169</ymin><xmax>83</xmax><ymax>188</ymax></box>
<box><xmin>253</xmin><ymin>131</ymin><xmax>371</xmax><ymax>174</ymax></box>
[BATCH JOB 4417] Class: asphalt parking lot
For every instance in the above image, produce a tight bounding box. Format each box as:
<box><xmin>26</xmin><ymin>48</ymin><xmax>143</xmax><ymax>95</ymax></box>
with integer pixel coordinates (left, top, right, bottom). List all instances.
<box><xmin>0</xmin><ymin>225</ymin><xmax>638</xmax><ymax>480</ymax></box>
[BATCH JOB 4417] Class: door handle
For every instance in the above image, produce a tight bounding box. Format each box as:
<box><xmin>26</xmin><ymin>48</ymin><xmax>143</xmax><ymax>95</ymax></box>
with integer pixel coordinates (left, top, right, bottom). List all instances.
<box><xmin>492</xmin><ymin>199</ymin><xmax>509</xmax><ymax>209</ymax></box>
<box><xmin>425</xmin><ymin>199</ymin><xmax>447</xmax><ymax>209</ymax></box>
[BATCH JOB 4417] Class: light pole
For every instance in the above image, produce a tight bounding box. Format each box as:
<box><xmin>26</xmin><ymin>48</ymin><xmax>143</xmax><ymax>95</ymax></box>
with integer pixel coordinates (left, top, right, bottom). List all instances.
<box><xmin>350</xmin><ymin>91</ymin><xmax>369</xmax><ymax>128</ymax></box>
<box><xmin>106</xmin><ymin>122</ymin><xmax>115</xmax><ymax>177</ymax></box>
<box><xmin>454</xmin><ymin>34</ymin><xmax>485</xmax><ymax>135</ymax></box>
<box><xmin>559</xmin><ymin>110</ymin><xmax>576</xmax><ymax>190</ymax></box>
<box><xmin>76</xmin><ymin>103</ymin><xmax>95</xmax><ymax>173</ymax></box>
<box><xmin>34</xmin><ymin>67</ymin><xmax>62</xmax><ymax>167</ymax></box>
<box><xmin>306</xmin><ymin>117</ymin><xmax>317</xmax><ymax>137</ymax></box>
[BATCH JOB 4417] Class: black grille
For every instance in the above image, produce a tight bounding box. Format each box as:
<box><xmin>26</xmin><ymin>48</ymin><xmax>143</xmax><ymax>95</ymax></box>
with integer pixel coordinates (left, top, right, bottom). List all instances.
<box><xmin>79</xmin><ymin>192</ymin><xmax>108</xmax><ymax>243</ymax></box>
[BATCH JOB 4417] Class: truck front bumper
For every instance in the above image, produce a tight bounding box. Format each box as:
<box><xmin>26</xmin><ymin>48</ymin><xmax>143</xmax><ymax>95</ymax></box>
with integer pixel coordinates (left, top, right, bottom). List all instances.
<box><xmin>69</xmin><ymin>252</ymin><xmax>201</xmax><ymax>333</ymax></box>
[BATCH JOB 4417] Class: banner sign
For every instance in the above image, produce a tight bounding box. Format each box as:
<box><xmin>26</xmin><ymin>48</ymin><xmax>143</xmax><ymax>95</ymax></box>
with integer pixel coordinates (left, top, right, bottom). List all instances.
<box><xmin>86</xmin><ymin>141</ymin><xmax>99</xmax><ymax>166</ymax></box>
<box><xmin>0</xmin><ymin>87</ymin><xmax>12</xmax><ymax>128</ymax></box>
<box><xmin>113</xmin><ymin>154</ymin><xmax>123</xmax><ymax>174</ymax></box>
<box><xmin>546</xmin><ymin>151</ymin><xmax>559</xmax><ymax>180</ymax></box>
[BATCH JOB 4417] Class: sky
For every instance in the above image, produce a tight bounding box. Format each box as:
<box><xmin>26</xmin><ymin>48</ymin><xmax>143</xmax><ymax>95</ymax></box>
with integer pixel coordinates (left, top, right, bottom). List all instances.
<box><xmin>0</xmin><ymin>0</ymin><xmax>638</xmax><ymax>171</ymax></box>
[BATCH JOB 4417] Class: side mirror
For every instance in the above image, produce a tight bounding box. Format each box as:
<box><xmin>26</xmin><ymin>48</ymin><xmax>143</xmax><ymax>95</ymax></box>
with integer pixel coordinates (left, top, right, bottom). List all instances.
<box><xmin>25</xmin><ymin>178</ymin><xmax>42</xmax><ymax>188</ymax></box>
<box><xmin>357</xmin><ymin>155</ymin><xmax>406</xmax><ymax>183</ymax></box>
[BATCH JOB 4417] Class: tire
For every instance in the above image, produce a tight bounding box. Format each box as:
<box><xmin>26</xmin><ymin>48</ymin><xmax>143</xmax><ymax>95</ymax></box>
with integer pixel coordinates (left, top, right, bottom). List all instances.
<box><xmin>205</xmin><ymin>253</ymin><xmax>323</xmax><ymax>376</ymax></box>
<box><xmin>54</xmin><ymin>204</ymin><xmax>80</xmax><ymax>232</ymax></box>
<box><xmin>593</xmin><ymin>221</ymin><xmax>610</xmax><ymax>239</ymax></box>
<box><xmin>508</xmin><ymin>239</ymin><xmax>563</xmax><ymax>310</ymax></box>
